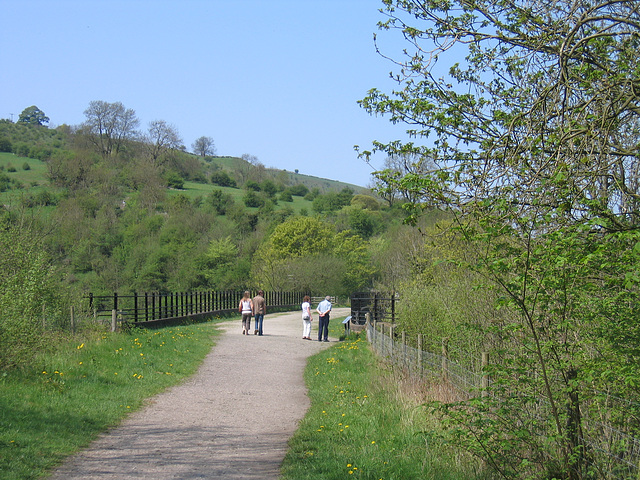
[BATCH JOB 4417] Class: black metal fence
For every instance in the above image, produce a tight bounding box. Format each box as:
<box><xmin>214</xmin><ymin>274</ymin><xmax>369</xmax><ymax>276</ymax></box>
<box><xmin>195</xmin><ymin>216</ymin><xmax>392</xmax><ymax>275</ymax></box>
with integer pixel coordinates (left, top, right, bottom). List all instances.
<box><xmin>349</xmin><ymin>291</ymin><xmax>397</xmax><ymax>325</ymax></box>
<box><xmin>87</xmin><ymin>290</ymin><xmax>304</xmax><ymax>325</ymax></box>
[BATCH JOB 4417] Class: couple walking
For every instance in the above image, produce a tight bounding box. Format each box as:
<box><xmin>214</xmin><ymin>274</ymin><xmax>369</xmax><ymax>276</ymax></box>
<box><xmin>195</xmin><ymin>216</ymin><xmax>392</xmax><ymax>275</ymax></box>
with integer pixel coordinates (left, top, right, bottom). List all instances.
<box><xmin>239</xmin><ymin>290</ymin><xmax>267</xmax><ymax>335</ymax></box>
<box><xmin>301</xmin><ymin>295</ymin><xmax>332</xmax><ymax>342</ymax></box>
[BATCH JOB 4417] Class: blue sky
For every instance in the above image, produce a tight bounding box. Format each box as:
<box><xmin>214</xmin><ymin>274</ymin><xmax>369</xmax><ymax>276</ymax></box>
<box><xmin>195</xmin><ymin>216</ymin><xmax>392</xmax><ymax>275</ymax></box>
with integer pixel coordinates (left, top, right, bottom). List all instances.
<box><xmin>1</xmin><ymin>0</ymin><xmax>414</xmax><ymax>188</ymax></box>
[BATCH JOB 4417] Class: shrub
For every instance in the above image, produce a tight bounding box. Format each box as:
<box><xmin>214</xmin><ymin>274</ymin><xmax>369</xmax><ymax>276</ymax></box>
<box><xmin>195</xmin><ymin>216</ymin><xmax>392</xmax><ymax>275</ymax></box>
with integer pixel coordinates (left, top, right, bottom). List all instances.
<box><xmin>164</xmin><ymin>170</ymin><xmax>184</xmax><ymax>189</ymax></box>
<box><xmin>0</xmin><ymin>219</ymin><xmax>70</xmax><ymax>368</ymax></box>
<box><xmin>243</xmin><ymin>190</ymin><xmax>263</xmax><ymax>208</ymax></box>
<box><xmin>210</xmin><ymin>170</ymin><xmax>236</xmax><ymax>187</ymax></box>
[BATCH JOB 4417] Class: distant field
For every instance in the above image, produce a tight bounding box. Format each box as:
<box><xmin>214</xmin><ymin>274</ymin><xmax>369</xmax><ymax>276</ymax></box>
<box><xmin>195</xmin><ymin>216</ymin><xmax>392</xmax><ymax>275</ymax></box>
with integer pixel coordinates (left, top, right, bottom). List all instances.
<box><xmin>0</xmin><ymin>152</ymin><xmax>55</xmax><ymax>206</ymax></box>
<box><xmin>0</xmin><ymin>152</ymin><xmax>49</xmax><ymax>185</ymax></box>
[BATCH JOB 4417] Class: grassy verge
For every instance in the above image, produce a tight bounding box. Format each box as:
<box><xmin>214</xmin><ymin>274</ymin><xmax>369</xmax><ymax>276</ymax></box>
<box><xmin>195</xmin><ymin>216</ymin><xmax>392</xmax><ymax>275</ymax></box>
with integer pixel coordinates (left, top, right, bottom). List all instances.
<box><xmin>281</xmin><ymin>327</ymin><xmax>494</xmax><ymax>480</ymax></box>
<box><xmin>0</xmin><ymin>321</ymin><xmax>222</xmax><ymax>480</ymax></box>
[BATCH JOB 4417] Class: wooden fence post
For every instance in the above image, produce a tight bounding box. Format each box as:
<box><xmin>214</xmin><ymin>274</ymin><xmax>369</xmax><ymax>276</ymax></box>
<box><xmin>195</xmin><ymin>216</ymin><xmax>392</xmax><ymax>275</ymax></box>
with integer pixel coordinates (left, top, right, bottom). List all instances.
<box><xmin>442</xmin><ymin>337</ymin><xmax>449</xmax><ymax>383</ymax></box>
<box><xmin>372</xmin><ymin>319</ymin><xmax>377</xmax><ymax>352</ymax></box>
<box><xmin>389</xmin><ymin>324</ymin><xmax>395</xmax><ymax>361</ymax></box>
<box><xmin>401</xmin><ymin>331</ymin><xmax>406</xmax><ymax>368</ymax></box>
<box><xmin>418</xmin><ymin>334</ymin><xmax>423</xmax><ymax>377</ymax></box>
<box><xmin>111</xmin><ymin>309</ymin><xmax>117</xmax><ymax>332</ymax></box>
<box><xmin>70</xmin><ymin>305</ymin><xmax>75</xmax><ymax>334</ymax></box>
<box><xmin>482</xmin><ymin>352</ymin><xmax>489</xmax><ymax>396</ymax></box>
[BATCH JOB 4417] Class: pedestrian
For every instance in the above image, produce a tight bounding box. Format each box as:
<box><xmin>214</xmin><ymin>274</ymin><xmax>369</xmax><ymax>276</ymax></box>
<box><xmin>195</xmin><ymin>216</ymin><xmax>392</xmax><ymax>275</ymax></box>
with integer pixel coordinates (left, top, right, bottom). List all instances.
<box><xmin>252</xmin><ymin>290</ymin><xmax>266</xmax><ymax>335</ymax></box>
<box><xmin>301</xmin><ymin>295</ymin><xmax>312</xmax><ymax>340</ymax></box>
<box><xmin>316</xmin><ymin>295</ymin><xmax>332</xmax><ymax>342</ymax></box>
<box><xmin>238</xmin><ymin>291</ymin><xmax>253</xmax><ymax>335</ymax></box>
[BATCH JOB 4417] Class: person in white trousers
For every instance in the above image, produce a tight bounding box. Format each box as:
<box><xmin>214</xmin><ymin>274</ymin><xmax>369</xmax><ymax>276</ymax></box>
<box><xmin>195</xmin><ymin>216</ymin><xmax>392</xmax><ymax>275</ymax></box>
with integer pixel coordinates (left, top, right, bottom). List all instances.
<box><xmin>301</xmin><ymin>295</ymin><xmax>313</xmax><ymax>340</ymax></box>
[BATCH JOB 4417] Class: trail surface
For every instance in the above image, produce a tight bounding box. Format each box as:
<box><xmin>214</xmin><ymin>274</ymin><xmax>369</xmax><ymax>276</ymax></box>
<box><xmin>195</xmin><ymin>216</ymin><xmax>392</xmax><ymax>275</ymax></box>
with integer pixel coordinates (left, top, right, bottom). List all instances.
<box><xmin>48</xmin><ymin>308</ymin><xmax>349</xmax><ymax>480</ymax></box>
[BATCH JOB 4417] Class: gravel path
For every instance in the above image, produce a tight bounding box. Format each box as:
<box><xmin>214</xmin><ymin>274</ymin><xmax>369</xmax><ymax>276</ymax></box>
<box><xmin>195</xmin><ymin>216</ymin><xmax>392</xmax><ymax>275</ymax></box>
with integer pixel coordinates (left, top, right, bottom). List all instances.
<box><xmin>48</xmin><ymin>308</ymin><xmax>350</xmax><ymax>480</ymax></box>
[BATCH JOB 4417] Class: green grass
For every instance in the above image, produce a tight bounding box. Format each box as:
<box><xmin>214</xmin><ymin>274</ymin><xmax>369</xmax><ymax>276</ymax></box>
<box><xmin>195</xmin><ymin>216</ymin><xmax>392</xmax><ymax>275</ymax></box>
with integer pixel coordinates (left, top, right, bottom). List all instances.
<box><xmin>0</xmin><ymin>321</ymin><xmax>222</xmax><ymax>480</ymax></box>
<box><xmin>281</xmin><ymin>323</ymin><xmax>494</xmax><ymax>480</ymax></box>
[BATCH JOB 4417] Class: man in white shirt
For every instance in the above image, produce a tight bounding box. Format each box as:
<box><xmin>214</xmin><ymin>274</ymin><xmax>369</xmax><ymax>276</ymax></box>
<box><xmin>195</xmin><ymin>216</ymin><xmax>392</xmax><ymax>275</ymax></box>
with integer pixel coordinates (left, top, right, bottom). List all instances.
<box><xmin>316</xmin><ymin>295</ymin><xmax>332</xmax><ymax>342</ymax></box>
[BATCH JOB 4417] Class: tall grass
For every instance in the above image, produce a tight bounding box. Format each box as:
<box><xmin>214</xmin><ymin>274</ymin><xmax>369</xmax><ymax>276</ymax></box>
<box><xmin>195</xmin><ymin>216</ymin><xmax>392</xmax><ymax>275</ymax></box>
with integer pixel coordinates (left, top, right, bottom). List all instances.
<box><xmin>281</xmin><ymin>328</ymin><xmax>495</xmax><ymax>480</ymax></box>
<box><xmin>0</xmin><ymin>321</ymin><xmax>221</xmax><ymax>480</ymax></box>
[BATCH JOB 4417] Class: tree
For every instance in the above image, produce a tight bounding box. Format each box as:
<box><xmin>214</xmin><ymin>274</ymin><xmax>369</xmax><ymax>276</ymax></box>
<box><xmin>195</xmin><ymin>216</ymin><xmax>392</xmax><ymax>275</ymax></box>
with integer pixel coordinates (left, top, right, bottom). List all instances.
<box><xmin>192</xmin><ymin>136</ymin><xmax>216</xmax><ymax>158</ymax></box>
<box><xmin>143</xmin><ymin>120</ymin><xmax>182</xmax><ymax>167</ymax></box>
<box><xmin>252</xmin><ymin>216</ymin><xmax>373</xmax><ymax>295</ymax></box>
<box><xmin>17</xmin><ymin>105</ymin><xmax>49</xmax><ymax>126</ymax></box>
<box><xmin>82</xmin><ymin>100</ymin><xmax>139</xmax><ymax>158</ymax></box>
<box><xmin>360</xmin><ymin>1</ymin><xmax>640</xmax><ymax>477</ymax></box>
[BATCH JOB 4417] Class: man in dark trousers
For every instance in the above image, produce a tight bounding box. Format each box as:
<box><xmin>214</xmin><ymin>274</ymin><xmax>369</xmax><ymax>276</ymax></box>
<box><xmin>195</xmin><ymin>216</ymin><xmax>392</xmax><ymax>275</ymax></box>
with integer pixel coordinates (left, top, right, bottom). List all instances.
<box><xmin>316</xmin><ymin>295</ymin><xmax>332</xmax><ymax>342</ymax></box>
<box><xmin>252</xmin><ymin>290</ymin><xmax>266</xmax><ymax>335</ymax></box>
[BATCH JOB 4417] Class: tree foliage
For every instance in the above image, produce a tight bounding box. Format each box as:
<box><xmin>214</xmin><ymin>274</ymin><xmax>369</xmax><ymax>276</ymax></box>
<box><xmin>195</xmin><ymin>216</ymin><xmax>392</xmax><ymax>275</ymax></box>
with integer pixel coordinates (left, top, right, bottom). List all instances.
<box><xmin>192</xmin><ymin>136</ymin><xmax>216</xmax><ymax>158</ymax></box>
<box><xmin>143</xmin><ymin>120</ymin><xmax>183</xmax><ymax>167</ymax></box>
<box><xmin>252</xmin><ymin>216</ymin><xmax>374</xmax><ymax>296</ymax></box>
<box><xmin>17</xmin><ymin>105</ymin><xmax>49</xmax><ymax>126</ymax></box>
<box><xmin>361</xmin><ymin>0</ymin><xmax>640</xmax><ymax>477</ymax></box>
<box><xmin>81</xmin><ymin>100</ymin><xmax>139</xmax><ymax>158</ymax></box>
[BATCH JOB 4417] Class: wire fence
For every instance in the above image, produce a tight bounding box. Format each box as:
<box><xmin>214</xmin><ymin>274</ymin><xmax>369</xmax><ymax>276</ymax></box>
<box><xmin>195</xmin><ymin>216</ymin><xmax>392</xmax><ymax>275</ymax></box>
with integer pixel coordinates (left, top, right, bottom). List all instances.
<box><xmin>366</xmin><ymin>320</ymin><xmax>640</xmax><ymax>479</ymax></box>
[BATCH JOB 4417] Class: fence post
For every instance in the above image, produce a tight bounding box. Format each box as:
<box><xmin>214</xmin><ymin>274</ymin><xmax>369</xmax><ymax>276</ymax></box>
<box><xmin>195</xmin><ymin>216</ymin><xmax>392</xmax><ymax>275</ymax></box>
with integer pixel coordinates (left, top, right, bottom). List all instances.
<box><xmin>134</xmin><ymin>292</ymin><xmax>138</xmax><ymax>323</ymax></box>
<box><xmin>418</xmin><ymin>334</ymin><xmax>423</xmax><ymax>377</ymax></box>
<box><xmin>482</xmin><ymin>352</ymin><xmax>489</xmax><ymax>396</ymax></box>
<box><xmin>111</xmin><ymin>309</ymin><xmax>117</xmax><ymax>332</ymax></box>
<box><xmin>70</xmin><ymin>305</ymin><xmax>75</xmax><ymax>334</ymax></box>
<box><xmin>401</xmin><ymin>331</ymin><xmax>406</xmax><ymax>368</ymax></box>
<box><xmin>442</xmin><ymin>337</ymin><xmax>449</xmax><ymax>383</ymax></box>
<box><xmin>42</xmin><ymin>303</ymin><xmax>46</xmax><ymax>329</ymax></box>
<box><xmin>391</xmin><ymin>291</ymin><xmax>396</xmax><ymax>323</ymax></box>
<box><xmin>112</xmin><ymin>292</ymin><xmax>118</xmax><ymax>320</ymax></box>
<box><xmin>389</xmin><ymin>324</ymin><xmax>394</xmax><ymax>361</ymax></box>
<box><xmin>372</xmin><ymin>319</ymin><xmax>377</xmax><ymax>352</ymax></box>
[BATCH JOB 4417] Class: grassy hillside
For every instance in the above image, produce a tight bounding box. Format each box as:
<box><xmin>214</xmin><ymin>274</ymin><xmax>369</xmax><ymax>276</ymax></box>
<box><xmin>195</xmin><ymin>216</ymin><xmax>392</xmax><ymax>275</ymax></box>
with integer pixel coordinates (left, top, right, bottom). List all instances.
<box><xmin>0</xmin><ymin>151</ymin><xmax>360</xmax><ymax>216</ymax></box>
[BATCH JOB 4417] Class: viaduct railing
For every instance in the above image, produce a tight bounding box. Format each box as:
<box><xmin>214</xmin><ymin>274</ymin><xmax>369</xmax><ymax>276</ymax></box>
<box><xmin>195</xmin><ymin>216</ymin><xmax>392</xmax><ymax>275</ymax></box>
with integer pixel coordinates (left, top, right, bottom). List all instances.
<box><xmin>349</xmin><ymin>291</ymin><xmax>397</xmax><ymax>325</ymax></box>
<box><xmin>87</xmin><ymin>290</ymin><xmax>304</xmax><ymax>327</ymax></box>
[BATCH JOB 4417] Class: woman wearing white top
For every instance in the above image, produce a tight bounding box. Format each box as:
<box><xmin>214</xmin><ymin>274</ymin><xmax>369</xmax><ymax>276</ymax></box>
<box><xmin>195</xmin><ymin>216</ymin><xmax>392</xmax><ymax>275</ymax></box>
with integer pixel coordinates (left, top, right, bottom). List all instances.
<box><xmin>301</xmin><ymin>295</ymin><xmax>312</xmax><ymax>340</ymax></box>
<box><xmin>238</xmin><ymin>291</ymin><xmax>253</xmax><ymax>335</ymax></box>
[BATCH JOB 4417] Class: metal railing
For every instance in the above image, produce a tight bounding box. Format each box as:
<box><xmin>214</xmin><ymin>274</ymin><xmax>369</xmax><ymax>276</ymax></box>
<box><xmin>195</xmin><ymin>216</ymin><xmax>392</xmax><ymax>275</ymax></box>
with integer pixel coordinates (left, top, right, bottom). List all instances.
<box><xmin>87</xmin><ymin>290</ymin><xmax>304</xmax><ymax>324</ymax></box>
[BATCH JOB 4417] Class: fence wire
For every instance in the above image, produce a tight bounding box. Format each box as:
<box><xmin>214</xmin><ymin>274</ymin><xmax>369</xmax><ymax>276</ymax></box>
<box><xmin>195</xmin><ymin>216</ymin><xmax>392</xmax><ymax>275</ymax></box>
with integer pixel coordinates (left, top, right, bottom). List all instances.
<box><xmin>366</xmin><ymin>322</ymin><xmax>640</xmax><ymax>479</ymax></box>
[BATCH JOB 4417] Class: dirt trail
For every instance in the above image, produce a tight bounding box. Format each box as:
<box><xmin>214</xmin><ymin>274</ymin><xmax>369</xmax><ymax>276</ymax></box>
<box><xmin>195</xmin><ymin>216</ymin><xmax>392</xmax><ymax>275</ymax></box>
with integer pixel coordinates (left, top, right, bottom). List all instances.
<box><xmin>47</xmin><ymin>308</ymin><xmax>350</xmax><ymax>480</ymax></box>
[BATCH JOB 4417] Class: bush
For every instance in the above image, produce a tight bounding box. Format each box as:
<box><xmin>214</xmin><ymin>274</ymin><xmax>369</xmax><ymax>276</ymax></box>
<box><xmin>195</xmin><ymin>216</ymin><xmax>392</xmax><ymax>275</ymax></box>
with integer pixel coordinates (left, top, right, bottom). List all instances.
<box><xmin>243</xmin><ymin>190</ymin><xmax>263</xmax><ymax>208</ymax></box>
<box><xmin>289</xmin><ymin>183</ymin><xmax>309</xmax><ymax>196</ymax></box>
<box><xmin>164</xmin><ymin>171</ymin><xmax>184</xmax><ymax>189</ymax></box>
<box><xmin>279</xmin><ymin>190</ymin><xmax>293</xmax><ymax>202</ymax></box>
<box><xmin>0</xmin><ymin>219</ymin><xmax>70</xmax><ymax>368</ymax></box>
<box><xmin>210</xmin><ymin>170</ymin><xmax>236</xmax><ymax>187</ymax></box>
